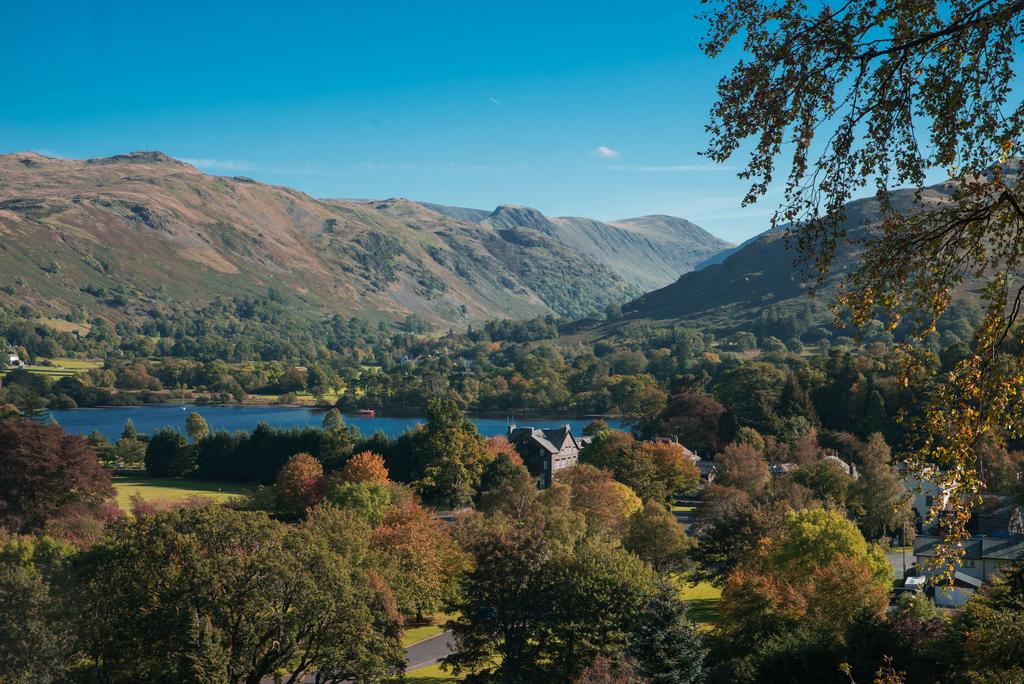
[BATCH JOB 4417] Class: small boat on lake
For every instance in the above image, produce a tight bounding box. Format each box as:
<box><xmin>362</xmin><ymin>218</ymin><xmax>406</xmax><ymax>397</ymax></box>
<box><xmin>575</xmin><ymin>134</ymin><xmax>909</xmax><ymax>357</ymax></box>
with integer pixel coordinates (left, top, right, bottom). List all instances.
<box><xmin>355</xmin><ymin>408</ymin><xmax>376</xmax><ymax>418</ymax></box>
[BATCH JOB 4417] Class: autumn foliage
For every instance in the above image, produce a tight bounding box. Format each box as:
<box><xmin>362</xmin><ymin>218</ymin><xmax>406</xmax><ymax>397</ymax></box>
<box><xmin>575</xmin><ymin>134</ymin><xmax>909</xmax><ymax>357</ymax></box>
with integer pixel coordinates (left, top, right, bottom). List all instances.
<box><xmin>274</xmin><ymin>452</ymin><xmax>325</xmax><ymax>517</ymax></box>
<box><xmin>341</xmin><ymin>450</ymin><xmax>390</xmax><ymax>483</ymax></box>
<box><xmin>485</xmin><ymin>436</ymin><xmax>523</xmax><ymax>466</ymax></box>
<box><xmin>0</xmin><ymin>417</ymin><xmax>113</xmax><ymax>535</ymax></box>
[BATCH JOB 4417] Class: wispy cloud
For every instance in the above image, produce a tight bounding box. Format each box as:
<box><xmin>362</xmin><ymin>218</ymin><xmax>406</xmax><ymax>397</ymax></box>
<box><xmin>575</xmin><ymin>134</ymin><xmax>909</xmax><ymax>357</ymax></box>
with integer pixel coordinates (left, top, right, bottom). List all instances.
<box><xmin>180</xmin><ymin>157</ymin><xmax>254</xmax><ymax>172</ymax></box>
<box><xmin>489</xmin><ymin>97</ymin><xmax>504</xmax><ymax>106</ymax></box>
<box><xmin>591</xmin><ymin>146</ymin><xmax>621</xmax><ymax>158</ymax></box>
<box><xmin>608</xmin><ymin>163</ymin><xmax>736</xmax><ymax>172</ymax></box>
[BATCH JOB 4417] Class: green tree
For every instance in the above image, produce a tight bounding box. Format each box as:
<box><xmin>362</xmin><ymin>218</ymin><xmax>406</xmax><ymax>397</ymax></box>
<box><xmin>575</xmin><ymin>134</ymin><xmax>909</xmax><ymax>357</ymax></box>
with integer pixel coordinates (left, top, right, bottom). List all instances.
<box><xmin>712</xmin><ymin>363</ymin><xmax>786</xmax><ymax>435</ymax></box>
<box><xmin>942</xmin><ymin>560</ymin><xmax>1024</xmax><ymax>681</ymax></box>
<box><xmin>412</xmin><ymin>397</ymin><xmax>489</xmax><ymax>508</ymax></box>
<box><xmin>120</xmin><ymin>418</ymin><xmax>138</xmax><ymax>441</ymax></box>
<box><xmin>322</xmin><ymin>407</ymin><xmax>345</xmax><ymax>432</ymax></box>
<box><xmin>324</xmin><ymin>480</ymin><xmax>394</xmax><ymax>526</ymax></box>
<box><xmin>850</xmin><ymin>433</ymin><xmax>913</xmax><ymax>541</ymax></box>
<box><xmin>185</xmin><ymin>412</ymin><xmax>209</xmax><ymax>443</ymax></box>
<box><xmin>0</xmin><ymin>535</ymin><xmax>75</xmax><ymax>683</ymax></box>
<box><xmin>446</xmin><ymin>516</ymin><xmax>657</xmax><ymax>684</ymax></box>
<box><xmin>71</xmin><ymin>506</ymin><xmax>403</xmax><ymax>684</ymax></box>
<box><xmin>623</xmin><ymin>500</ymin><xmax>694</xmax><ymax>574</ymax></box>
<box><xmin>628</xmin><ymin>582</ymin><xmax>706</xmax><ymax>684</ymax></box>
<box><xmin>144</xmin><ymin>428</ymin><xmax>192</xmax><ymax>477</ymax></box>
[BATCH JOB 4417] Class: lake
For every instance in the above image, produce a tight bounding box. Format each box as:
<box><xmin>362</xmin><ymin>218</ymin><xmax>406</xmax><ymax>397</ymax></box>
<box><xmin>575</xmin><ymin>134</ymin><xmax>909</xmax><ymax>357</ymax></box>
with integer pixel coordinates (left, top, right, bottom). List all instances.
<box><xmin>46</xmin><ymin>404</ymin><xmax>627</xmax><ymax>442</ymax></box>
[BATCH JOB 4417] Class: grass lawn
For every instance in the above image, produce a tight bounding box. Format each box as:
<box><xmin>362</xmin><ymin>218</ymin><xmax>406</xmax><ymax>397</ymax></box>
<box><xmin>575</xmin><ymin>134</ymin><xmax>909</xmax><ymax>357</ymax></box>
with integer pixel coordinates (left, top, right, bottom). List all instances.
<box><xmin>400</xmin><ymin>662</ymin><xmax>463</xmax><ymax>682</ymax></box>
<box><xmin>1</xmin><ymin>356</ymin><xmax>101</xmax><ymax>380</ymax></box>
<box><xmin>671</xmin><ymin>504</ymin><xmax>695</xmax><ymax>513</ymax></box>
<box><xmin>112</xmin><ymin>475</ymin><xmax>255</xmax><ymax>511</ymax></box>
<box><xmin>680</xmin><ymin>581</ymin><xmax>722</xmax><ymax>628</ymax></box>
<box><xmin>403</xmin><ymin>613</ymin><xmax>453</xmax><ymax>647</ymax></box>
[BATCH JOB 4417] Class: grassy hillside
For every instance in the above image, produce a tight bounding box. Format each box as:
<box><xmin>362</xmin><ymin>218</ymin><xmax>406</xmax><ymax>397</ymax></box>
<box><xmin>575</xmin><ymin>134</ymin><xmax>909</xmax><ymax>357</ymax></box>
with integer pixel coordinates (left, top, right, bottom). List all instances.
<box><xmin>424</xmin><ymin>202</ymin><xmax>733</xmax><ymax>292</ymax></box>
<box><xmin>0</xmin><ymin>151</ymin><xmax>674</xmax><ymax>331</ymax></box>
<box><xmin>617</xmin><ymin>180</ymin><xmax>985</xmax><ymax>338</ymax></box>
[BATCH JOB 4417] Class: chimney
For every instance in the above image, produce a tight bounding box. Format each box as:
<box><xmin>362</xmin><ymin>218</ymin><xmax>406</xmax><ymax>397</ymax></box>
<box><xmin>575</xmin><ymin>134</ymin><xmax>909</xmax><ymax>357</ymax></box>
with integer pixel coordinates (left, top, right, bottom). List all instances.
<box><xmin>507</xmin><ymin>423</ymin><xmax>516</xmax><ymax>436</ymax></box>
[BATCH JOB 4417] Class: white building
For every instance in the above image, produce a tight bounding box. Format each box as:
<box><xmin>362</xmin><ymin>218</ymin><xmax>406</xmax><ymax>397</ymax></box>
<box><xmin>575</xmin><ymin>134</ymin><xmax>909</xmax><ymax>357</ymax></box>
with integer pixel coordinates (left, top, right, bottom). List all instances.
<box><xmin>913</xmin><ymin>533</ymin><xmax>1024</xmax><ymax>606</ymax></box>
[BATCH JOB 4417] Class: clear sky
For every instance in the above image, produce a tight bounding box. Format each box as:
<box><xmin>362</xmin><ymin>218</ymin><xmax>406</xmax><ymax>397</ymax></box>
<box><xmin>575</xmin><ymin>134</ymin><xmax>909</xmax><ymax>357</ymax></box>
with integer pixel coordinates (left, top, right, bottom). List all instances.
<box><xmin>4</xmin><ymin>1</ymin><xmax>785</xmax><ymax>243</ymax></box>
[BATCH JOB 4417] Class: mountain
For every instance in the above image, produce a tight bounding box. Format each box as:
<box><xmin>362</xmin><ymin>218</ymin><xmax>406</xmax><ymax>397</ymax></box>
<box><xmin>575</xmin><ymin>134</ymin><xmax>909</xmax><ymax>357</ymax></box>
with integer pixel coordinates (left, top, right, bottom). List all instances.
<box><xmin>620</xmin><ymin>179</ymin><xmax>977</xmax><ymax>337</ymax></box>
<box><xmin>0</xmin><ymin>151</ymin><xmax>724</xmax><ymax>331</ymax></box>
<box><xmin>424</xmin><ymin>203</ymin><xmax>733</xmax><ymax>292</ymax></box>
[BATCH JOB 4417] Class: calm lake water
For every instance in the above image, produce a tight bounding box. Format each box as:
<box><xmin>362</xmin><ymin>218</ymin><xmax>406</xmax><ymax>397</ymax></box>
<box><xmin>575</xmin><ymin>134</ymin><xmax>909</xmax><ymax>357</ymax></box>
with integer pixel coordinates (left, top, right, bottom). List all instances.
<box><xmin>46</xmin><ymin>404</ymin><xmax>627</xmax><ymax>442</ymax></box>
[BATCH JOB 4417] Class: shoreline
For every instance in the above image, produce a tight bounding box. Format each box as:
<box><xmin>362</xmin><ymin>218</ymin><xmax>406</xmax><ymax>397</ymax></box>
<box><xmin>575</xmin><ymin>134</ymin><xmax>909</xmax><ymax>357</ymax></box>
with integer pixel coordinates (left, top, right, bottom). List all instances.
<box><xmin>47</xmin><ymin>401</ymin><xmax>629</xmax><ymax>422</ymax></box>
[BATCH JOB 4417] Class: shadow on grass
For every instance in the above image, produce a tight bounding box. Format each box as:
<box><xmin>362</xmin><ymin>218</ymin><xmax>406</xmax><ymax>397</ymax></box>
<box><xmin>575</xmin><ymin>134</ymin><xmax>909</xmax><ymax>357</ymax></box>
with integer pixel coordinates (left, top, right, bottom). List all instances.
<box><xmin>686</xmin><ymin>598</ymin><xmax>722</xmax><ymax>626</ymax></box>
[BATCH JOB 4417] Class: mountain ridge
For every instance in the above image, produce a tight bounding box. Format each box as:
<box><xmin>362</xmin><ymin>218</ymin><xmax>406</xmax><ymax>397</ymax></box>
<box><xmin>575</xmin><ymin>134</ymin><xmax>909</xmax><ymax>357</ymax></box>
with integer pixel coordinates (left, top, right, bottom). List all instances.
<box><xmin>0</xmin><ymin>151</ymin><xmax>730</xmax><ymax>330</ymax></box>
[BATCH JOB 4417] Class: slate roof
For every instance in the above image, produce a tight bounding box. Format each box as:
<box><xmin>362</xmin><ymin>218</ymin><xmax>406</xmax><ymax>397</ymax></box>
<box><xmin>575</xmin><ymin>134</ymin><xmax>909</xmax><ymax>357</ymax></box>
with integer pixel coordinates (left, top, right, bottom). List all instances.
<box><xmin>508</xmin><ymin>425</ymin><xmax>579</xmax><ymax>453</ymax></box>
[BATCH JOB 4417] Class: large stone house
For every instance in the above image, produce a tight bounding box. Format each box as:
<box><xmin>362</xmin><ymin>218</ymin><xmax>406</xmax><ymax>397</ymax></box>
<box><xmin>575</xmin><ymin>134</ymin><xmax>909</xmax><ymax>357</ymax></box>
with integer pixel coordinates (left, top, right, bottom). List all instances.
<box><xmin>507</xmin><ymin>424</ymin><xmax>585</xmax><ymax>488</ymax></box>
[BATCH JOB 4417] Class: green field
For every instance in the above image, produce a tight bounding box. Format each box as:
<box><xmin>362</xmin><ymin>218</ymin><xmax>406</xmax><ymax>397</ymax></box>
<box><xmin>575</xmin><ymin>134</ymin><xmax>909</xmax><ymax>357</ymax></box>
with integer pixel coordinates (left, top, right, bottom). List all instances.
<box><xmin>400</xmin><ymin>662</ymin><xmax>462</xmax><ymax>682</ymax></box>
<box><xmin>112</xmin><ymin>475</ymin><xmax>255</xmax><ymax>511</ymax></box>
<box><xmin>680</xmin><ymin>581</ymin><xmax>722</xmax><ymax>627</ymax></box>
<box><xmin>1</xmin><ymin>356</ymin><xmax>101</xmax><ymax>380</ymax></box>
<box><xmin>403</xmin><ymin>614</ymin><xmax>453</xmax><ymax>647</ymax></box>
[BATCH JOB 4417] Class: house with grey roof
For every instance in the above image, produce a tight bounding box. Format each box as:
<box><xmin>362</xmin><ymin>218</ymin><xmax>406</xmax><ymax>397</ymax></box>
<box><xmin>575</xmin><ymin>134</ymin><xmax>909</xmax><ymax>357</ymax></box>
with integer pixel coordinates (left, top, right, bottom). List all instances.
<box><xmin>507</xmin><ymin>424</ymin><xmax>583</xmax><ymax>488</ymax></box>
<box><xmin>913</xmin><ymin>533</ymin><xmax>1024</xmax><ymax>606</ymax></box>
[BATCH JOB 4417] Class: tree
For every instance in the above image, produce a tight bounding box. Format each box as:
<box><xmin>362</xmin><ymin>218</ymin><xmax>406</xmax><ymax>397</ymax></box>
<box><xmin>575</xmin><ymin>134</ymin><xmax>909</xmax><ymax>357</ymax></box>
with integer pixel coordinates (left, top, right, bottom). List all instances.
<box><xmin>120</xmin><ymin>418</ymin><xmax>138</xmax><ymax>441</ymax></box>
<box><xmin>571</xmin><ymin>656</ymin><xmax>640</xmax><ymax>684</ymax></box>
<box><xmin>372</xmin><ymin>498</ymin><xmax>465</xmax><ymax>621</ymax></box>
<box><xmin>446</xmin><ymin>498</ymin><xmax>660</xmax><ymax>683</ymax></box>
<box><xmin>185</xmin><ymin>412</ymin><xmax>209</xmax><ymax>443</ymax></box>
<box><xmin>324</xmin><ymin>480</ymin><xmax>394</xmax><ymax>526</ymax></box>
<box><xmin>689</xmin><ymin>485</ymin><xmax>780</xmax><ymax>586</ymax></box>
<box><xmin>560</xmin><ymin>464</ymin><xmax>642</xmax><ymax>538</ymax></box>
<box><xmin>702</xmin><ymin>0</ymin><xmax>1024</xmax><ymax>572</ymax></box>
<box><xmin>850</xmin><ymin>433</ymin><xmax>913</xmax><ymax>540</ymax></box>
<box><xmin>712</xmin><ymin>363</ymin><xmax>786</xmax><ymax>435</ymax></box>
<box><xmin>71</xmin><ymin>506</ymin><xmax>404</xmax><ymax>684</ymax></box>
<box><xmin>540</xmin><ymin>541</ymin><xmax>658</xmax><ymax>682</ymax></box>
<box><xmin>791</xmin><ymin>459</ymin><xmax>851</xmax><ymax>510</ymax></box>
<box><xmin>714</xmin><ymin>443</ymin><xmax>770</xmax><ymax>496</ymax></box>
<box><xmin>0</xmin><ymin>418</ymin><xmax>113</xmax><ymax>534</ymax></box>
<box><xmin>340</xmin><ymin>450</ymin><xmax>389</xmax><ymax>483</ymax></box>
<box><xmin>485</xmin><ymin>435</ymin><xmax>524</xmax><ymax>465</ymax></box>
<box><xmin>718</xmin><ymin>509</ymin><xmax>891</xmax><ymax>650</ymax></box>
<box><xmin>942</xmin><ymin>560</ymin><xmax>1024</xmax><ymax>681</ymax></box>
<box><xmin>659</xmin><ymin>391</ymin><xmax>726</xmax><ymax>456</ymax></box>
<box><xmin>274</xmin><ymin>452</ymin><xmax>325</xmax><ymax>518</ymax></box>
<box><xmin>580</xmin><ymin>430</ymin><xmax>667</xmax><ymax>503</ymax></box>
<box><xmin>144</xmin><ymin>428</ymin><xmax>193</xmax><ymax>478</ymax></box>
<box><xmin>412</xmin><ymin>397</ymin><xmax>489</xmax><ymax>508</ymax></box>
<box><xmin>638</xmin><ymin>441</ymin><xmax>701</xmax><ymax>501</ymax></box>
<box><xmin>443</xmin><ymin>517</ymin><xmax>562</xmax><ymax>683</ymax></box>
<box><xmin>0</xmin><ymin>535</ymin><xmax>75</xmax><ymax>682</ymax></box>
<box><xmin>628</xmin><ymin>582</ymin><xmax>706</xmax><ymax>684</ymax></box>
<box><xmin>623</xmin><ymin>500</ymin><xmax>694</xmax><ymax>574</ymax></box>
<box><xmin>322</xmin><ymin>407</ymin><xmax>345</xmax><ymax>432</ymax></box>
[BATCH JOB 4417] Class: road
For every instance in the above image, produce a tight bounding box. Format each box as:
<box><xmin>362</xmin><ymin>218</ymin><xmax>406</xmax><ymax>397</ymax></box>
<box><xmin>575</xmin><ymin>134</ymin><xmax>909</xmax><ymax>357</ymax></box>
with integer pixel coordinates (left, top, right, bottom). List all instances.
<box><xmin>405</xmin><ymin>630</ymin><xmax>456</xmax><ymax>671</ymax></box>
<box><xmin>888</xmin><ymin>549</ymin><xmax>916</xmax><ymax>579</ymax></box>
<box><xmin>259</xmin><ymin>630</ymin><xmax>455</xmax><ymax>683</ymax></box>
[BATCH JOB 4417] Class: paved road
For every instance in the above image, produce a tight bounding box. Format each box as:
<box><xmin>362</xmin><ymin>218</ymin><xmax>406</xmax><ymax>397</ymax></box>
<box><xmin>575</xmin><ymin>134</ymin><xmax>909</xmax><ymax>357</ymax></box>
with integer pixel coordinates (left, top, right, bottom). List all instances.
<box><xmin>405</xmin><ymin>631</ymin><xmax>455</xmax><ymax>671</ymax></box>
<box><xmin>260</xmin><ymin>630</ymin><xmax>455</xmax><ymax>683</ymax></box>
<box><xmin>888</xmin><ymin>549</ymin><xmax>915</xmax><ymax>579</ymax></box>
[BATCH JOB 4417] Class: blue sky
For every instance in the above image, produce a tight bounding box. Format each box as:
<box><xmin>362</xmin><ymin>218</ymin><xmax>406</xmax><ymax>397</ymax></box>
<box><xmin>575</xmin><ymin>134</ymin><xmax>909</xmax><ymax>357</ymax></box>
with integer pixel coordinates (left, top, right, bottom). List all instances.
<box><xmin>4</xmin><ymin>1</ymin><xmax>788</xmax><ymax>242</ymax></box>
